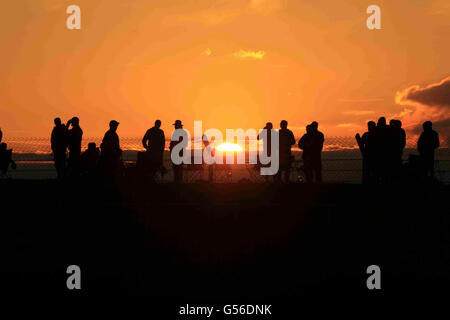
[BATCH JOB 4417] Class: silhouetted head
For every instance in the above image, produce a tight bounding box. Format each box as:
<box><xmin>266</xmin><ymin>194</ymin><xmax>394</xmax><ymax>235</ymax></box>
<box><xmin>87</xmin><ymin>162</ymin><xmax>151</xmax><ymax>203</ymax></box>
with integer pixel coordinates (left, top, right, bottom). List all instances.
<box><xmin>368</xmin><ymin>121</ymin><xmax>376</xmax><ymax>132</ymax></box>
<box><xmin>377</xmin><ymin>117</ymin><xmax>386</xmax><ymax>127</ymax></box>
<box><xmin>423</xmin><ymin>121</ymin><xmax>432</xmax><ymax>131</ymax></box>
<box><xmin>280</xmin><ymin>120</ymin><xmax>288</xmax><ymax>129</ymax></box>
<box><xmin>0</xmin><ymin>142</ymin><xmax>6</xmax><ymax>151</ymax></box>
<box><xmin>87</xmin><ymin>142</ymin><xmax>96</xmax><ymax>151</ymax></box>
<box><xmin>71</xmin><ymin>117</ymin><xmax>80</xmax><ymax>126</ymax></box>
<box><xmin>155</xmin><ymin>120</ymin><xmax>161</xmax><ymax>128</ymax></box>
<box><xmin>390</xmin><ymin>119</ymin><xmax>402</xmax><ymax>129</ymax></box>
<box><xmin>306</xmin><ymin>124</ymin><xmax>312</xmax><ymax>133</ymax></box>
<box><xmin>265</xmin><ymin>122</ymin><xmax>273</xmax><ymax>130</ymax></box>
<box><xmin>310</xmin><ymin>121</ymin><xmax>318</xmax><ymax>131</ymax></box>
<box><xmin>173</xmin><ymin>120</ymin><xmax>183</xmax><ymax>129</ymax></box>
<box><xmin>109</xmin><ymin>120</ymin><xmax>119</xmax><ymax>131</ymax></box>
<box><xmin>54</xmin><ymin>118</ymin><xmax>61</xmax><ymax>126</ymax></box>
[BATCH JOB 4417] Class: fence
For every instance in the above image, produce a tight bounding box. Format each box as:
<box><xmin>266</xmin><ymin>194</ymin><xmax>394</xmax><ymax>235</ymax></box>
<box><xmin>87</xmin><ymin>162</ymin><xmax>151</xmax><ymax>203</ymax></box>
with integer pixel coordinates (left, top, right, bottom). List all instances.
<box><xmin>3</xmin><ymin>136</ymin><xmax>450</xmax><ymax>183</ymax></box>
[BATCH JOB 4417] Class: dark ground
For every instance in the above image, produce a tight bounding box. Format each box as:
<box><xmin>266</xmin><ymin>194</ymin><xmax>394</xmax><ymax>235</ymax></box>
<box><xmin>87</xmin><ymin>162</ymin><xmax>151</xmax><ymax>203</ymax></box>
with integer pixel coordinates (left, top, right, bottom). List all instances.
<box><xmin>1</xmin><ymin>179</ymin><xmax>450</xmax><ymax>312</ymax></box>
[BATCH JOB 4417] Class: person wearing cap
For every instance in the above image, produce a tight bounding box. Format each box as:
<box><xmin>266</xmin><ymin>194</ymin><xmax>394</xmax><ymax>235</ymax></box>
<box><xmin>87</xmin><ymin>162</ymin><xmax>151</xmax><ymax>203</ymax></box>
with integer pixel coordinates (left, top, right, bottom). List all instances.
<box><xmin>170</xmin><ymin>120</ymin><xmax>186</xmax><ymax>184</ymax></box>
<box><xmin>65</xmin><ymin>116</ymin><xmax>83</xmax><ymax>177</ymax></box>
<box><xmin>100</xmin><ymin>120</ymin><xmax>122</xmax><ymax>180</ymax></box>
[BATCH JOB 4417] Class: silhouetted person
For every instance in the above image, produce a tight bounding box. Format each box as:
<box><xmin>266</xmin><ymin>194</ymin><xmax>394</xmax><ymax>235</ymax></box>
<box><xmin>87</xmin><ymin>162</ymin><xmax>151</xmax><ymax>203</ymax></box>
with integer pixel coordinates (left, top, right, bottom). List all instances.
<box><xmin>277</xmin><ymin>120</ymin><xmax>295</xmax><ymax>183</ymax></box>
<box><xmin>298</xmin><ymin>121</ymin><xmax>324</xmax><ymax>183</ymax></box>
<box><xmin>373</xmin><ymin>117</ymin><xmax>390</xmax><ymax>183</ymax></box>
<box><xmin>51</xmin><ymin>117</ymin><xmax>67</xmax><ymax>180</ymax></box>
<box><xmin>418</xmin><ymin>121</ymin><xmax>439</xmax><ymax>178</ymax></box>
<box><xmin>142</xmin><ymin>120</ymin><xmax>166</xmax><ymax>171</ymax></box>
<box><xmin>0</xmin><ymin>142</ymin><xmax>16</xmax><ymax>177</ymax></box>
<box><xmin>0</xmin><ymin>128</ymin><xmax>2</xmax><ymax>143</ymax></box>
<box><xmin>81</xmin><ymin>142</ymin><xmax>100</xmax><ymax>178</ymax></box>
<box><xmin>257</xmin><ymin>122</ymin><xmax>273</xmax><ymax>157</ymax></box>
<box><xmin>389</xmin><ymin>119</ymin><xmax>406</xmax><ymax>179</ymax></box>
<box><xmin>170</xmin><ymin>120</ymin><xmax>186</xmax><ymax>184</ymax></box>
<box><xmin>100</xmin><ymin>120</ymin><xmax>122</xmax><ymax>180</ymax></box>
<box><xmin>66</xmin><ymin>117</ymin><xmax>83</xmax><ymax>177</ymax></box>
<box><xmin>356</xmin><ymin>121</ymin><xmax>376</xmax><ymax>184</ymax></box>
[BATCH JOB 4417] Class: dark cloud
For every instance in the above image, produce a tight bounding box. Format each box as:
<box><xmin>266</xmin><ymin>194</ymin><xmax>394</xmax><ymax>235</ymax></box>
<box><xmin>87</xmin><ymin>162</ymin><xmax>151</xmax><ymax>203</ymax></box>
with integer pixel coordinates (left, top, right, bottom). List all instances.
<box><xmin>412</xmin><ymin>117</ymin><xmax>450</xmax><ymax>134</ymax></box>
<box><xmin>396</xmin><ymin>76</ymin><xmax>450</xmax><ymax>108</ymax></box>
<box><xmin>411</xmin><ymin>117</ymin><xmax>450</xmax><ymax>148</ymax></box>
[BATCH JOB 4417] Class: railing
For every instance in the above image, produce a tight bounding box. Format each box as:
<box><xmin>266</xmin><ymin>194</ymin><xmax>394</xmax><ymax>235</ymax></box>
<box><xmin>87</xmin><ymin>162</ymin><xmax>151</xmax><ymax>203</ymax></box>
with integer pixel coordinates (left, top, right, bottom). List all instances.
<box><xmin>2</xmin><ymin>137</ymin><xmax>449</xmax><ymax>183</ymax></box>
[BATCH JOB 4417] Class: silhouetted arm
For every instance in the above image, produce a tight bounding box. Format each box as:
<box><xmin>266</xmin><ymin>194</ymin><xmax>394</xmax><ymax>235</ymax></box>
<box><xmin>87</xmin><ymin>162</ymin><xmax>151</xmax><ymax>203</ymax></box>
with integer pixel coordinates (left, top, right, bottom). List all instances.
<box><xmin>298</xmin><ymin>135</ymin><xmax>305</xmax><ymax>150</ymax></box>
<box><xmin>142</xmin><ymin>130</ymin><xmax>149</xmax><ymax>150</ymax></box>
<box><xmin>116</xmin><ymin>134</ymin><xmax>121</xmax><ymax>153</ymax></box>
<box><xmin>355</xmin><ymin>133</ymin><xmax>364</xmax><ymax>153</ymax></box>
<box><xmin>434</xmin><ymin>132</ymin><xmax>440</xmax><ymax>150</ymax></box>
<box><xmin>400</xmin><ymin>130</ymin><xmax>406</xmax><ymax>150</ymax></box>
<box><xmin>319</xmin><ymin>133</ymin><xmax>324</xmax><ymax>151</ymax></box>
<box><xmin>51</xmin><ymin>128</ymin><xmax>56</xmax><ymax>152</ymax></box>
<box><xmin>161</xmin><ymin>130</ymin><xmax>166</xmax><ymax>152</ymax></box>
<box><xmin>289</xmin><ymin>131</ymin><xmax>295</xmax><ymax>146</ymax></box>
<box><xmin>417</xmin><ymin>134</ymin><xmax>424</xmax><ymax>154</ymax></box>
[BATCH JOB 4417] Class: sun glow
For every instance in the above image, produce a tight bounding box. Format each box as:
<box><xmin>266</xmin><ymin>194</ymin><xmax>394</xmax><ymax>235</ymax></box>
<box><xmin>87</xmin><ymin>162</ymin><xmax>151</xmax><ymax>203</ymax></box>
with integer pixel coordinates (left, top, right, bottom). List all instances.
<box><xmin>217</xmin><ymin>142</ymin><xmax>243</xmax><ymax>152</ymax></box>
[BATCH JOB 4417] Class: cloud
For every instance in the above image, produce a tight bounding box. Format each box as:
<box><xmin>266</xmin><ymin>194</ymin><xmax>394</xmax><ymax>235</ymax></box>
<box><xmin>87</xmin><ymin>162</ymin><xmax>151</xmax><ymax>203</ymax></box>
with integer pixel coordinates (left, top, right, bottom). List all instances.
<box><xmin>233</xmin><ymin>49</ymin><xmax>265</xmax><ymax>60</ymax></box>
<box><xmin>411</xmin><ymin>117</ymin><xmax>450</xmax><ymax>135</ymax></box>
<box><xmin>337</xmin><ymin>123</ymin><xmax>359</xmax><ymax>128</ymax></box>
<box><xmin>395</xmin><ymin>76</ymin><xmax>450</xmax><ymax>108</ymax></box>
<box><xmin>395</xmin><ymin>76</ymin><xmax>450</xmax><ymax>146</ymax></box>
<box><xmin>342</xmin><ymin>110</ymin><xmax>375</xmax><ymax>116</ymax></box>
<box><xmin>411</xmin><ymin>117</ymin><xmax>450</xmax><ymax>147</ymax></box>
<box><xmin>338</xmin><ymin>98</ymin><xmax>384</xmax><ymax>103</ymax></box>
<box><xmin>203</xmin><ymin>48</ymin><xmax>212</xmax><ymax>56</ymax></box>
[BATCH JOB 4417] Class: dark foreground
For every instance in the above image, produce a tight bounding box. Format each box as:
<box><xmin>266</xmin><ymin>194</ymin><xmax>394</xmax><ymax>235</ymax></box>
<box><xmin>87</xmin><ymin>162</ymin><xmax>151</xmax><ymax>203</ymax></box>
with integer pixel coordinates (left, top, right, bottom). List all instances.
<box><xmin>1</xmin><ymin>180</ymin><xmax>450</xmax><ymax>310</ymax></box>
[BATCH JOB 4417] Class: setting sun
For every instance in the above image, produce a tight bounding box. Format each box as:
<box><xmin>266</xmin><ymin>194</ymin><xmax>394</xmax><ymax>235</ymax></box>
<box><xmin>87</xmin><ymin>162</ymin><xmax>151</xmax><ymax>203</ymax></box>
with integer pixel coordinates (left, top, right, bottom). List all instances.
<box><xmin>217</xmin><ymin>142</ymin><xmax>243</xmax><ymax>152</ymax></box>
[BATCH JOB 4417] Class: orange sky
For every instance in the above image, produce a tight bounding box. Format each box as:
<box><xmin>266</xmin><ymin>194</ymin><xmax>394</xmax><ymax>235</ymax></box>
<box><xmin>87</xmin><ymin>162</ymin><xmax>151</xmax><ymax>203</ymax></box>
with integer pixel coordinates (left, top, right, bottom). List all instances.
<box><xmin>0</xmin><ymin>0</ymin><xmax>449</xmax><ymax>139</ymax></box>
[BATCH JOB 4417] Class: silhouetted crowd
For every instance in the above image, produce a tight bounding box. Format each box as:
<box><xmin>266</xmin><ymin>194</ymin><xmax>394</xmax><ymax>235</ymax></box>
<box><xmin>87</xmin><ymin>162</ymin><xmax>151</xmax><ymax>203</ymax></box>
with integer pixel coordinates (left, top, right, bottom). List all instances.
<box><xmin>49</xmin><ymin>117</ymin><xmax>124</xmax><ymax>181</ymax></box>
<box><xmin>0</xmin><ymin>117</ymin><xmax>442</xmax><ymax>184</ymax></box>
<box><xmin>355</xmin><ymin>117</ymin><xmax>439</xmax><ymax>184</ymax></box>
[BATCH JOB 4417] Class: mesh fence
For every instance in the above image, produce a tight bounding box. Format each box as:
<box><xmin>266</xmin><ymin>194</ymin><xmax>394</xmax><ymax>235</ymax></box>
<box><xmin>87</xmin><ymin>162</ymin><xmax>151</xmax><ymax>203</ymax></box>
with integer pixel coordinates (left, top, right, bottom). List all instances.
<box><xmin>2</xmin><ymin>136</ymin><xmax>449</xmax><ymax>183</ymax></box>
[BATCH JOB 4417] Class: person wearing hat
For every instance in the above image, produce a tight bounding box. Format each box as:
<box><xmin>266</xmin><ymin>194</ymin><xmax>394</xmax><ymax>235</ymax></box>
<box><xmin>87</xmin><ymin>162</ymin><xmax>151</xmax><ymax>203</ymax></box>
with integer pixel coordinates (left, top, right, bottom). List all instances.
<box><xmin>100</xmin><ymin>120</ymin><xmax>122</xmax><ymax>180</ymax></box>
<box><xmin>170</xmin><ymin>120</ymin><xmax>186</xmax><ymax>184</ymax></box>
<box><xmin>173</xmin><ymin>120</ymin><xmax>183</xmax><ymax>129</ymax></box>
